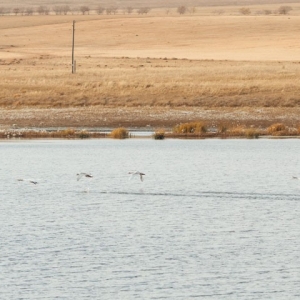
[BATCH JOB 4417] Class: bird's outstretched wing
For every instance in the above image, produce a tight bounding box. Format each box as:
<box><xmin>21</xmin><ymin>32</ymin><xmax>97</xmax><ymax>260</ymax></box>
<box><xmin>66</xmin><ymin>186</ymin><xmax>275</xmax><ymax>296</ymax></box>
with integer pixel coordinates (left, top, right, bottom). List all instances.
<box><xmin>128</xmin><ymin>171</ymin><xmax>145</xmax><ymax>181</ymax></box>
<box><xmin>77</xmin><ymin>173</ymin><xmax>93</xmax><ymax>181</ymax></box>
<box><xmin>139</xmin><ymin>173</ymin><xmax>145</xmax><ymax>181</ymax></box>
<box><xmin>17</xmin><ymin>179</ymin><xmax>38</xmax><ymax>184</ymax></box>
<box><xmin>77</xmin><ymin>173</ymin><xmax>85</xmax><ymax>181</ymax></box>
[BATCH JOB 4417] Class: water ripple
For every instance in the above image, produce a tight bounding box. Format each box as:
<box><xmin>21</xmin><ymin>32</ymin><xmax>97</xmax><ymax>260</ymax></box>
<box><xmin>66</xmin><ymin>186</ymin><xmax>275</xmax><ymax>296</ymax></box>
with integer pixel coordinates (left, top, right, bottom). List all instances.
<box><xmin>0</xmin><ymin>139</ymin><xmax>300</xmax><ymax>299</ymax></box>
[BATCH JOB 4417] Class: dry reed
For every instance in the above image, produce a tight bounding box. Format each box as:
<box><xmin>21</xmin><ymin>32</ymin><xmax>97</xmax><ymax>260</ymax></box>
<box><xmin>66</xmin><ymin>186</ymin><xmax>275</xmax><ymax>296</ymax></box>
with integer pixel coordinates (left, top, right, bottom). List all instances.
<box><xmin>109</xmin><ymin>127</ymin><xmax>129</xmax><ymax>139</ymax></box>
<box><xmin>173</xmin><ymin>122</ymin><xmax>207</xmax><ymax>134</ymax></box>
<box><xmin>267</xmin><ymin>123</ymin><xmax>287</xmax><ymax>135</ymax></box>
<box><xmin>153</xmin><ymin>129</ymin><xmax>165</xmax><ymax>140</ymax></box>
<box><xmin>3</xmin><ymin>124</ymin><xmax>300</xmax><ymax>139</ymax></box>
<box><xmin>244</xmin><ymin>128</ymin><xmax>261</xmax><ymax>139</ymax></box>
<box><xmin>0</xmin><ymin>129</ymin><xmax>106</xmax><ymax>139</ymax></box>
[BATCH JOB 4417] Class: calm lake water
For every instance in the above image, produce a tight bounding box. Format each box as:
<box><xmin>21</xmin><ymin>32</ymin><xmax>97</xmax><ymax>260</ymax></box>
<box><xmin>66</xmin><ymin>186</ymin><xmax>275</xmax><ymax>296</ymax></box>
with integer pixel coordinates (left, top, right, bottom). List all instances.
<box><xmin>0</xmin><ymin>138</ymin><xmax>299</xmax><ymax>299</ymax></box>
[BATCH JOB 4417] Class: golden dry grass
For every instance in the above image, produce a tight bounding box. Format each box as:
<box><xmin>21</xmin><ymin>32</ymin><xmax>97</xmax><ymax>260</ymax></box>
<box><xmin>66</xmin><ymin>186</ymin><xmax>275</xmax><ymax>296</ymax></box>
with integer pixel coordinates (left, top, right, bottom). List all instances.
<box><xmin>166</xmin><ymin>124</ymin><xmax>266</xmax><ymax>139</ymax></box>
<box><xmin>267</xmin><ymin>122</ymin><xmax>286</xmax><ymax>133</ymax></box>
<box><xmin>0</xmin><ymin>128</ymin><xmax>106</xmax><ymax>138</ymax></box>
<box><xmin>153</xmin><ymin>129</ymin><xmax>165</xmax><ymax>139</ymax></box>
<box><xmin>173</xmin><ymin>121</ymin><xmax>207</xmax><ymax>134</ymax></box>
<box><xmin>2</xmin><ymin>11</ymin><xmax>300</xmax><ymax>60</ymax></box>
<box><xmin>267</xmin><ymin>122</ymin><xmax>291</xmax><ymax>135</ymax></box>
<box><xmin>1</xmin><ymin>6</ymin><xmax>300</xmax><ymax>111</ymax></box>
<box><xmin>226</xmin><ymin>126</ymin><xmax>265</xmax><ymax>138</ymax></box>
<box><xmin>1</xmin><ymin>55</ymin><xmax>300</xmax><ymax>108</ymax></box>
<box><xmin>109</xmin><ymin>127</ymin><xmax>129</xmax><ymax>138</ymax></box>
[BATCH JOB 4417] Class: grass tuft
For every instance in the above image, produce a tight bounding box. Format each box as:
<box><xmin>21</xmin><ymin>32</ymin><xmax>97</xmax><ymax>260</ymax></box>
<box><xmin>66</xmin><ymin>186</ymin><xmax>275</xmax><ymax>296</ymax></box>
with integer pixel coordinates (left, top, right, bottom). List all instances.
<box><xmin>227</xmin><ymin>126</ymin><xmax>245</xmax><ymax>136</ymax></box>
<box><xmin>217</xmin><ymin>124</ymin><xmax>228</xmax><ymax>133</ymax></box>
<box><xmin>226</xmin><ymin>126</ymin><xmax>263</xmax><ymax>138</ymax></box>
<box><xmin>110</xmin><ymin>127</ymin><xmax>129</xmax><ymax>139</ymax></box>
<box><xmin>153</xmin><ymin>129</ymin><xmax>165</xmax><ymax>140</ymax></box>
<box><xmin>267</xmin><ymin>123</ymin><xmax>286</xmax><ymax>135</ymax></box>
<box><xmin>244</xmin><ymin>128</ymin><xmax>260</xmax><ymax>139</ymax></box>
<box><xmin>173</xmin><ymin>121</ymin><xmax>206</xmax><ymax>134</ymax></box>
<box><xmin>77</xmin><ymin>131</ymin><xmax>90</xmax><ymax>139</ymax></box>
<box><xmin>59</xmin><ymin>128</ymin><xmax>76</xmax><ymax>137</ymax></box>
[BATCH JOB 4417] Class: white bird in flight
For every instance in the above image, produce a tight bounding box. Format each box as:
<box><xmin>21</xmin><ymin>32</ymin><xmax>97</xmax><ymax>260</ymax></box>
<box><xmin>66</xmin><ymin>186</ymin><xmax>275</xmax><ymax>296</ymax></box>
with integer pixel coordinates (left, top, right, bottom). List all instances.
<box><xmin>77</xmin><ymin>173</ymin><xmax>93</xmax><ymax>181</ymax></box>
<box><xmin>17</xmin><ymin>179</ymin><xmax>38</xmax><ymax>185</ymax></box>
<box><xmin>292</xmin><ymin>176</ymin><xmax>300</xmax><ymax>180</ymax></box>
<box><xmin>128</xmin><ymin>171</ymin><xmax>145</xmax><ymax>182</ymax></box>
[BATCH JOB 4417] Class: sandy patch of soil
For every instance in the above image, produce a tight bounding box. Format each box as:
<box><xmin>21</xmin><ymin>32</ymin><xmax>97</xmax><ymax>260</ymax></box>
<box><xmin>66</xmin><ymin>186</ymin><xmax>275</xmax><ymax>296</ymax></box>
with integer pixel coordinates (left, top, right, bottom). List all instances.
<box><xmin>0</xmin><ymin>107</ymin><xmax>300</xmax><ymax>130</ymax></box>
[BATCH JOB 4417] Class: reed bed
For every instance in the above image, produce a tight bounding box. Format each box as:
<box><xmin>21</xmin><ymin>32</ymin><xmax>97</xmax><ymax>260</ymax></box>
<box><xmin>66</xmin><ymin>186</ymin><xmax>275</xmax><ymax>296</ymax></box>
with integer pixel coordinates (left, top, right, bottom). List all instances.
<box><xmin>0</xmin><ymin>128</ymin><xmax>106</xmax><ymax>139</ymax></box>
<box><xmin>2</xmin><ymin>122</ymin><xmax>300</xmax><ymax>139</ymax></box>
<box><xmin>165</xmin><ymin>122</ymin><xmax>300</xmax><ymax>139</ymax></box>
<box><xmin>224</xmin><ymin>126</ymin><xmax>265</xmax><ymax>138</ymax></box>
<box><xmin>267</xmin><ymin>123</ymin><xmax>287</xmax><ymax>135</ymax></box>
<box><xmin>173</xmin><ymin>121</ymin><xmax>207</xmax><ymax>134</ymax></box>
<box><xmin>266</xmin><ymin>123</ymin><xmax>299</xmax><ymax>136</ymax></box>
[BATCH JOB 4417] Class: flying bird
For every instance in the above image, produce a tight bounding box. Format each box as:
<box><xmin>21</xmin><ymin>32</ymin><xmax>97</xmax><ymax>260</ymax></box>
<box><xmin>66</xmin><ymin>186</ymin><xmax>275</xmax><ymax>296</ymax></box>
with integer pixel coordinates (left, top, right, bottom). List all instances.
<box><xmin>128</xmin><ymin>171</ymin><xmax>145</xmax><ymax>182</ymax></box>
<box><xmin>77</xmin><ymin>173</ymin><xmax>93</xmax><ymax>181</ymax></box>
<box><xmin>17</xmin><ymin>179</ymin><xmax>38</xmax><ymax>185</ymax></box>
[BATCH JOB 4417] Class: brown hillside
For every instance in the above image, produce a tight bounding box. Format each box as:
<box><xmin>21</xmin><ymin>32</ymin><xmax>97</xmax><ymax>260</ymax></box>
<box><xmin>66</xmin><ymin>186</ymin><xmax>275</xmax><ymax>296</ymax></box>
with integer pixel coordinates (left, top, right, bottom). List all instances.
<box><xmin>1</xmin><ymin>5</ymin><xmax>300</xmax><ymax>128</ymax></box>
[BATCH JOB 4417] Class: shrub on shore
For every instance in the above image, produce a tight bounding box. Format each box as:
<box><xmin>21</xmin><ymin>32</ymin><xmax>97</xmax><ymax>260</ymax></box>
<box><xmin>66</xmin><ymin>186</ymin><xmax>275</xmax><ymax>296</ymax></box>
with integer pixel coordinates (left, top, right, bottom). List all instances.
<box><xmin>227</xmin><ymin>125</ymin><xmax>245</xmax><ymax>137</ymax></box>
<box><xmin>77</xmin><ymin>130</ymin><xmax>90</xmax><ymax>139</ymax></box>
<box><xmin>173</xmin><ymin>121</ymin><xmax>206</xmax><ymax>134</ymax></box>
<box><xmin>217</xmin><ymin>124</ymin><xmax>228</xmax><ymax>134</ymax></box>
<box><xmin>153</xmin><ymin>129</ymin><xmax>165</xmax><ymax>140</ymax></box>
<box><xmin>110</xmin><ymin>127</ymin><xmax>129</xmax><ymax>139</ymax></box>
<box><xmin>244</xmin><ymin>128</ymin><xmax>260</xmax><ymax>139</ymax></box>
<box><xmin>267</xmin><ymin>123</ymin><xmax>287</xmax><ymax>135</ymax></box>
<box><xmin>59</xmin><ymin>128</ymin><xmax>75</xmax><ymax>137</ymax></box>
<box><xmin>226</xmin><ymin>126</ymin><xmax>262</xmax><ymax>138</ymax></box>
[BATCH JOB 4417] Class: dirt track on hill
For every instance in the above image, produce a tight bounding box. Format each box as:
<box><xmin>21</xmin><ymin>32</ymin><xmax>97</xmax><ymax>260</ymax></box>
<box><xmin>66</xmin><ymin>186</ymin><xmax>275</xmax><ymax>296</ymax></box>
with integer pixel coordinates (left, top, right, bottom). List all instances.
<box><xmin>0</xmin><ymin>107</ymin><xmax>300</xmax><ymax>130</ymax></box>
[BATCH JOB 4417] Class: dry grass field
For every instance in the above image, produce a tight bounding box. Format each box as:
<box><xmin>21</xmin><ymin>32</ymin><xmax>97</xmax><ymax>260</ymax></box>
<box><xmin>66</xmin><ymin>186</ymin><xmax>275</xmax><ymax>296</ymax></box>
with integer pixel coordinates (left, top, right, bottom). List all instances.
<box><xmin>1</xmin><ymin>3</ymin><xmax>300</xmax><ymax>129</ymax></box>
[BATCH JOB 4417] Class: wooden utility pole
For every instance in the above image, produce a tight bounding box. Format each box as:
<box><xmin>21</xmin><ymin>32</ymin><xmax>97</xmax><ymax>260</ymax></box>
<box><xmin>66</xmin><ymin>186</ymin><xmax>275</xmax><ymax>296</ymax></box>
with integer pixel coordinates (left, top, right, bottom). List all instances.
<box><xmin>72</xmin><ymin>20</ymin><xmax>76</xmax><ymax>73</ymax></box>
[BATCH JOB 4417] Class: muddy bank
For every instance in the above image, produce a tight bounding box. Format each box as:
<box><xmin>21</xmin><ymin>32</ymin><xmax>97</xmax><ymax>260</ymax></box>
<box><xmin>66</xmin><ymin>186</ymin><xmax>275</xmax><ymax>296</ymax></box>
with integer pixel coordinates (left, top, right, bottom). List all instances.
<box><xmin>0</xmin><ymin>107</ymin><xmax>300</xmax><ymax>130</ymax></box>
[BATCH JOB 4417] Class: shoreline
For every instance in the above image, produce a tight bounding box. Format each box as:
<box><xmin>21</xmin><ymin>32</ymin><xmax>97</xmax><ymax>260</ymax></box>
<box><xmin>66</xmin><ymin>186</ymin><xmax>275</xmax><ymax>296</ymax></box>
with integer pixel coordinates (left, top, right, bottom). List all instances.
<box><xmin>1</xmin><ymin>106</ymin><xmax>300</xmax><ymax>139</ymax></box>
